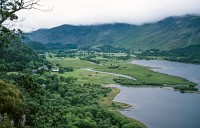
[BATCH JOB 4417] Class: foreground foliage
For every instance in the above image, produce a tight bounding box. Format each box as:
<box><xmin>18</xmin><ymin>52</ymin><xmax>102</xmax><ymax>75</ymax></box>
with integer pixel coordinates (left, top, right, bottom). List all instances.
<box><xmin>0</xmin><ymin>73</ymin><xmax>145</xmax><ymax>128</ymax></box>
<box><xmin>0</xmin><ymin>0</ymin><xmax>44</xmax><ymax>48</ymax></box>
<box><xmin>0</xmin><ymin>80</ymin><xmax>25</xmax><ymax>127</ymax></box>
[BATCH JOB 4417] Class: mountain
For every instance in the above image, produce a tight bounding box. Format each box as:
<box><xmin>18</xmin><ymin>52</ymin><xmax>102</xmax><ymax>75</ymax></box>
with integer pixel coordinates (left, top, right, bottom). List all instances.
<box><xmin>27</xmin><ymin>15</ymin><xmax>200</xmax><ymax>51</ymax></box>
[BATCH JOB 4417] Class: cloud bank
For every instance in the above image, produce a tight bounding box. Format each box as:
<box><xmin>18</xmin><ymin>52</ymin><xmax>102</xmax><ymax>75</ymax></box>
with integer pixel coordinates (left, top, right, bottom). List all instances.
<box><xmin>16</xmin><ymin>0</ymin><xmax>200</xmax><ymax>31</ymax></box>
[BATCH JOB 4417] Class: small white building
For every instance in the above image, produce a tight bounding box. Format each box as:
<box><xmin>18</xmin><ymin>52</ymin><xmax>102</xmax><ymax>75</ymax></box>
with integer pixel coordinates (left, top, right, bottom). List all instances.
<box><xmin>51</xmin><ymin>68</ymin><xmax>59</xmax><ymax>72</ymax></box>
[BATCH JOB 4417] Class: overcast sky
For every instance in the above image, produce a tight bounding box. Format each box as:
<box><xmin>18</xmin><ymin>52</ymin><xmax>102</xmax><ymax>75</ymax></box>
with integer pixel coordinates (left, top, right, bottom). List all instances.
<box><xmin>16</xmin><ymin>0</ymin><xmax>200</xmax><ymax>32</ymax></box>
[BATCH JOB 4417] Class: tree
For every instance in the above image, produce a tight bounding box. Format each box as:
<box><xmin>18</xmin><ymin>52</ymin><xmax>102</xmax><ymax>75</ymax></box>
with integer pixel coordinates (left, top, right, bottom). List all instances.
<box><xmin>0</xmin><ymin>80</ymin><xmax>25</xmax><ymax>127</ymax></box>
<box><xmin>122</xmin><ymin>122</ymin><xmax>143</xmax><ymax>128</ymax></box>
<box><xmin>0</xmin><ymin>0</ymin><xmax>46</xmax><ymax>48</ymax></box>
<box><xmin>15</xmin><ymin>75</ymin><xmax>44</xmax><ymax>96</ymax></box>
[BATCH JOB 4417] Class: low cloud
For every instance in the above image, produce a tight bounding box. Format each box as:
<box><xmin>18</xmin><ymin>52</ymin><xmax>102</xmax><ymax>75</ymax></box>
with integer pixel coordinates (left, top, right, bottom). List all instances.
<box><xmin>17</xmin><ymin>0</ymin><xmax>200</xmax><ymax>31</ymax></box>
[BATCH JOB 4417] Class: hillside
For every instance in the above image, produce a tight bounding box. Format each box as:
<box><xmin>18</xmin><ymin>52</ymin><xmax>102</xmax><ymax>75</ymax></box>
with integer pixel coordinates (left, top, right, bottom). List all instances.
<box><xmin>0</xmin><ymin>40</ymin><xmax>45</xmax><ymax>72</ymax></box>
<box><xmin>27</xmin><ymin>15</ymin><xmax>200</xmax><ymax>51</ymax></box>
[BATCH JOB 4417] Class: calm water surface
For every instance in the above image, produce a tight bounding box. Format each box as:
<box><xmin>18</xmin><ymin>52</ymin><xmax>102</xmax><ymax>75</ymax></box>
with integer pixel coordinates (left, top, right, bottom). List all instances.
<box><xmin>111</xmin><ymin>60</ymin><xmax>200</xmax><ymax>128</ymax></box>
<box><xmin>131</xmin><ymin>60</ymin><xmax>200</xmax><ymax>89</ymax></box>
<box><xmin>111</xmin><ymin>85</ymin><xmax>200</xmax><ymax>128</ymax></box>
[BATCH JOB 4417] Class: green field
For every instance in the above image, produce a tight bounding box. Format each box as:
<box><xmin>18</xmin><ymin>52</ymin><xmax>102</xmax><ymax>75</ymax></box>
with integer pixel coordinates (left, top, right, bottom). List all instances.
<box><xmin>48</xmin><ymin>56</ymin><xmax>195</xmax><ymax>86</ymax></box>
<box><xmin>53</xmin><ymin>69</ymin><xmax>117</xmax><ymax>84</ymax></box>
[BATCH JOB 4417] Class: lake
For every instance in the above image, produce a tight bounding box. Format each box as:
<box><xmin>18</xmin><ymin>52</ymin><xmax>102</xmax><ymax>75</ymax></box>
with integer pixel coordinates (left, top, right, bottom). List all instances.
<box><xmin>110</xmin><ymin>60</ymin><xmax>200</xmax><ymax>128</ymax></box>
<box><xmin>131</xmin><ymin>60</ymin><xmax>200</xmax><ymax>89</ymax></box>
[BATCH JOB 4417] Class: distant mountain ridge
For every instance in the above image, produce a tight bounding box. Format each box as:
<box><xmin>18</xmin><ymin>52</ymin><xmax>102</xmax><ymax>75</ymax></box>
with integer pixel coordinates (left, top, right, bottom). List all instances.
<box><xmin>27</xmin><ymin>15</ymin><xmax>200</xmax><ymax>51</ymax></box>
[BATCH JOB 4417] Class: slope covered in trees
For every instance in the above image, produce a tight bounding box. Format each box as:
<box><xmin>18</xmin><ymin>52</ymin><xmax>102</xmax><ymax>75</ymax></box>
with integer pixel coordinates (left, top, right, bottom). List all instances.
<box><xmin>0</xmin><ymin>21</ymin><xmax>145</xmax><ymax>128</ymax></box>
<box><xmin>0</xmin><ymin>40</ymin><xmax>46</xmax><ymax>71</ymax></box>
<box><xmin>12</xmin><ymin>74</ymin><xmax>145</xmax><ymax>128</ymax></box>
<box><xmin>0</xmin><ymin>65</ymin><xmax>146</xmax><ymax>128</ymax></box>
<box><xmin>137</xmin><ymin>45</ymin><xmax>200</xmax><ymax>63</ymax></box>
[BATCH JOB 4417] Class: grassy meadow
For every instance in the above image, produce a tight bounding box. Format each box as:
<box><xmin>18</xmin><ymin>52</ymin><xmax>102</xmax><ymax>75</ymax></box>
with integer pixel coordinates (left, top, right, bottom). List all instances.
<box><xmin>48</xmin><ymin>56</ymin><xmax>194</xmax><ymax>86</ymax></box>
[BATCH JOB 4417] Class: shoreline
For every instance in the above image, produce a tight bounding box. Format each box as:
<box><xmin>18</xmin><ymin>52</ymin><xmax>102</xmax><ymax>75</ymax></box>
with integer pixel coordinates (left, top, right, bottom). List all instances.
<box><xmin>130</xmin><ymin>59</ymin><xmax>199</xmax><ymax>92</ymax></box>
<box><xmin>107</xmin><ymin>83</ymin><xmax>200</xmax><ymax>128</ymax></box>
<box><xmin>101</xmin><ymin>84</ymin><xmax>147</xmax><ymax>128</ymax></box>
<box><xmin>103</xmin><ymin>83</ymin><xmax>200</xmax><ymax>128</ymax></box>
<box><xmin>84</xmin><ymin>67</ymin><xmax>198</xmax><ymax>93</ymax></box>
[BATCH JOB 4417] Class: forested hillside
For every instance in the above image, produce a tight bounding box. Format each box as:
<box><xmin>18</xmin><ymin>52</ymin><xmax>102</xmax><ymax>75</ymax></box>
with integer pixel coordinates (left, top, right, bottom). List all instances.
<box><xmin>0</xmin><ymin>23</ymin><xmax>145</xmax><ymax>128</ymax></box>
<box><xmin>0</xmin><ymin>40</ymin><xmax>145</xmax><ymax>127</ymax></box>
<box><xmin>0</xmin><ymin>40</ymin><xmax>46</xmax><ymax>72</ymax></box>
<box><xmin>27</xmin><ymin>15</ymin><xmax>200</xmax><ymax>51</ymax></box>
<box><xmin>137</xmin><ymin>44</ymin><xmax>200</xmax><ymax>63</ymax></box>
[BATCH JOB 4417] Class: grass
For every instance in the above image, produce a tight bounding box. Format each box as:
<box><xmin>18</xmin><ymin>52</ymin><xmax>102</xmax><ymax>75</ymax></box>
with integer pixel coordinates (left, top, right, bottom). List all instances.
<box><xmin>48</xmin><ymin>57</ymin><xmax>195</xmax><ymax>86</ymax></box>
<box><xmin>7</xmin><ymin>72</ymin><xmax>20</xmax><ymax>75</ymax></box>
<box><xmin>95</xmin><ymin>59</ymin><xmax>195</xmax><ymax>86</ymax></box>
<box><xmin>99</xmin><ymin>87</ymin><xmax>130</xmax><ymax>110</ymax></box>
<box><xmin>48</xmin><ymin>57</ymin><xmax>99</xmax><ymax>69</ymax></box>
<box><xmin>47</xmin><ymin>55</ymin><xmax>197</xmax><ymax>127</ymax></box>
<box><xmin>52</xmin><ymin>69</ymin><xmax>117</xmax><ymax>85</ymax></box>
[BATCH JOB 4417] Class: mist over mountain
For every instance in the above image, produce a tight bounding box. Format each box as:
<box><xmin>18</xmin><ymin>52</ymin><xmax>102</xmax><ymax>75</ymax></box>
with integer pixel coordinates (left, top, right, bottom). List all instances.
<box><xmin>27</xmin><ymin>15</ymin><xmax>200</xmax><ymax>51</ymax></box>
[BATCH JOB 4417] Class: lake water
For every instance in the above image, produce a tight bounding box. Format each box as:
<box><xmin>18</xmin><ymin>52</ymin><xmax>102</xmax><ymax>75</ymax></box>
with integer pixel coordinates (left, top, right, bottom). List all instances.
<box><xmin>131</xmin><ymin>60</ymin><xmax>200</xmax><ymax>89</ymax></box>
<box><xmin>110</xmin><ymin>60</ymin><xmax>200</xmax><ymax>128</ymax></box>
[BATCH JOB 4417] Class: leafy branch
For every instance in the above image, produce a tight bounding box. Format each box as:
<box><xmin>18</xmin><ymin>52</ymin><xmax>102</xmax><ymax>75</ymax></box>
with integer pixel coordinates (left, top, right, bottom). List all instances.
<box><xmin>0</xmin><ymin>0</ymin><xmax>49</xmax><ymax>48</ymax></box>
